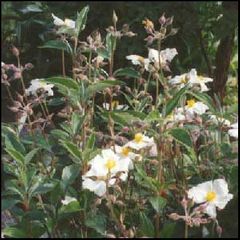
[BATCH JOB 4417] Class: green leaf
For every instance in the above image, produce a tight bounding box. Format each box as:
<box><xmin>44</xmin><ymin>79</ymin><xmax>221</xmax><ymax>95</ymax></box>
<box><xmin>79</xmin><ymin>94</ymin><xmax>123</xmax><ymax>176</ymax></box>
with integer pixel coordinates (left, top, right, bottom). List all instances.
<box><xmin>76</xmin><ymin>5</ymin><xmax>89</xmax><ymax>37</ymax></box>
<box><xmin>87</xmin><ymin>80</ymin><xmax>124</xmax><ymax>97</ymax></box>
<box><xmin>51</xmin><ymin>129</ymin><xmax>69</xmax><ymax>139</ymax></box>
<box><xmin>86</xmin><ymin>133</ymin><xmax>95</xmax><ymax>149</ymax></box>
<box><xmin>47</xmin><ymin>97</ymin><xmax>65</xmax><ymax>106</ymax></box>
<box><xmin>160</xmin><ymin>223</ymin><xmax>176</xmax><ymax>238</ymax></box>
<box><xmin>114</xmin><ymin>67</ymin><xmax>140</xmax><ymax>79</ymax></box>
<box><xmin>85</xmin><ymin>212</ymin><xmax>107</xmax><ymax>235</ymax></box>
<box><xmin>2</xmin><ymin>125</ymin><xmax>25</xmax><ymax>154</ymax></box>
<box><xmin>139</xmin><ymin>212</ymin><xmax>154</xmax><ymax>237</ymax></box>
<box><xmin>44</xmin><ymin>77</ymin><xmax>79</xmax><ymax>90</ymax></box>
<box><xmin>165</xmin><ymin>85</ymin><xmax>188</xmax><ymax>116</ymax></box>
<box><xmin>149</xmin><ymin>196</ymin><xmax>167</xmax><ymax>213</ymax></box>
<box><xmin>39</xmin><ymin>40</ymin><xmax>72</xmax><ymax>54</ymax></box>
<box><xmin>5</xmin><ymin>148</ymin><xmax>25</xmax><ymax>166</ymax></box>
<box><xmin>145</xmin><ymin>110</ymin><xmax>161</xmax><ymax>122</ymax></box>
<box><xmin>59</xmin><ymin>200</ymin><xmax>81</xmax><ymax>215</ymax></box>
<box><xmin>25</xmin><ymin>148</ymin><xmax>40</xmax><ymax>164</ymax></box>
<box><xmin>31</xmin><ymin>182</ymin><xmax>57</xmax><ymax>196</ymax></box>
<box><xmin>1</xmin><ymin>198</ymin><xmax>20</xmax><ymax>211</ymax></box>
<box><xmin>20</xmin><ymin>4</ymin><xmax>43</xmax><ymax>13</ymax></box>
<box><xmin>71</xmin><ymin>112</ymin><xmax>85</xmax><ymax>135</ymax></box>
<box><xmin>168</xmin><ymin>128</ymin><xmax>193</xmax><ymax>148</ymax></box>
<box><xmin>2</xmin><ymin>226</ymin><xmax>27</xmax><ymax>238</ymax></box>
<box><xmin>62</xmin><ymin>164</ymin><xmax>80</xmax><ymax>186</ymax></box>
<box><xmin>60</xmin><ymin>140</ymin><xmax>82</xmax><ymax>161</ymax></box>
<box><xmin>96</xmin><ymin>48</ymin><xmax>109</xmax><ymax>59</ymax></box>
<box><xmin>106</xmin><ymin>32</ymin><xmax>116</xmax><ymax>57</ymax></box>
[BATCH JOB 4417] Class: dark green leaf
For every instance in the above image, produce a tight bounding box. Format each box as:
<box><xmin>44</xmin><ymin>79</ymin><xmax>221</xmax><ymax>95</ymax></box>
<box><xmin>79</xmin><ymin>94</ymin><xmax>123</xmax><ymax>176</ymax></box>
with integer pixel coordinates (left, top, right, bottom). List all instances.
<box><xmin>85</xmin><ymin>212</ymin><xmax>107</xmax><ymax>235</ymax></box>
<box><xmin>168</xmin><ymin>128</ymin><xmax>193</xmax><ymax>148</ymax></box>
<box><xmin>87</xmin><ymin>80</ymin><xmax>124</xmax><ymax>97</ymax></box>
<box><xmin>62</xmin><ymin>164</ymin><xmax>80</xmax><ymax>186</ymax></box>
<box><xmin>1</xmin><ymin>198</ymin><xmax>20</xmax><ymax>211</ymax></box>
<box><xmin>51</xmin><ymin>129</ymin><xmax>69</xmax><ymax>139</ymax></box>
<box><xmin>149</xmin><ymin>196</ymin><xmax>167</xmax><ymax>213</ymax></box>
<box><xmin>86</xmin><ymin>133</ymin><xmax>96</xmax><ymax>149</ymax></box>
<box><xmin>2</xmin><ymin>226</ymin><xmax>27</xmax><ymax>238</ymax></box>
<box><xmin>76</xmin><ymin>5</ymin><xmax>89</xmax><ymax>37</ymax></box>
<box><xmin>160</xmin><ymin>223</ymin><xmax>176</xmax><ymax>238</ymax></box>
<box><xmin>39</xmin><ymin>40</ymin><xmax>72</xmax><ymax>54</ymax></box>
<box><xmin>25</xmin><ymin>148</ymin><xmax>40</xmax><ymax>164</ymax></box>
<box><xmin>5</xmin><ymin>148</ymin><xmax>25</xmax><ymax>166</ymax></box>
<box><xmin>60</xmin><ymin>140</ymin><xmax>82</xmax><ymax>161</ymax></box>
<box><xmin>71</xmin><ymin>112</ymin><xmax>85</xmax><ymax>135</ymax></box>
<box><xmin>44</xmin><ymin>77</ymin><xmax>79</xmax><ymax>90</ymax></box>
<box><xmin>114</xmin><ymin>67</ymin><xmax>140</xmax><ymax>79</ymax></box>
<box><xmin>165</xmin><ymin>85</ymin><xmax>188</xmax><ymax>116</ymax></box>
<box><xmin>139</xmin><ymin>212</ymin><xmax>154</xmax><ymax>237</ymax></box>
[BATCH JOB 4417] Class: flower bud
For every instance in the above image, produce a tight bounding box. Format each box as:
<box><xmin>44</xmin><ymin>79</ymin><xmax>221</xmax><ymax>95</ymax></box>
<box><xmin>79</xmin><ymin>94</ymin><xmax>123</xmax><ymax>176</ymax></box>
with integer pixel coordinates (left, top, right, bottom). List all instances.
<box><xmin>159</xmin><ymin>13</ymin><xmax>166</xmax><ymax>25</ymax></box>
<box><xmin>113</xmin><ymin>10</ymin><xmax>118</xmax><ymax>26</ymax></box>
<box><xmin>24</xmin><ymin>63</ymin><xmax>34</xmax><ymax>70</ymax></box>
<box><xmin>216</xmin><ymin>225</ymin><xmax>222</xmax><ymax>237</ymax></box>
<box><xmin>165</xmin><ymin>16</ymin><xmax>174</xmax><ymax>26</ymax></box>
<box><xmin>168</xmin><ymin>213</ymin><xmax>180</xmax><ymax>221</ymax></box>
<box><xmin>11</xmin><ymin>46</ymin><xmax>19</xmax><ymax>57</ymax></box>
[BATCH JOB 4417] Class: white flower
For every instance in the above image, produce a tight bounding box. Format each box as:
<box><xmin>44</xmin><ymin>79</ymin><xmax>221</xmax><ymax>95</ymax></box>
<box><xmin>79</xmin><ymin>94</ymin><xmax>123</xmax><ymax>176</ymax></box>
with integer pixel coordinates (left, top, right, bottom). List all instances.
<box><xmin>126</xmin><ymin>55</ymin><xmax>150</xmax><ymax>71</ymax></box>
<box><xmin>61</xmin><ymin>196</ymin><xmax>77</xmax><ymax>205</ymax></box>
<box><xmin>165</xmin><ymin>107</ymin><xmax>186</xmax><ymax>123</ymax></box>
<box><xmin>103</xmin><ymin>101</ymin><xmax>129</xmax><ymax>110</ymax></box>
<box><xmin>169</xmin><ymin>69</ymin><xmax>213</xmax><ymax>92</ymax></box>
<box><xmin>209</xmin><ymin>115</ymin><xmax>231</xmax><ymax>127</ymax></box>
<box><xmin>113</xmin><ymin>145</ymin><xmax>139</xmax><ymax>170</ymax></box>
<box><xmin>185</xmin><ymin>99</ymin><xmax>209</xmax><ymax>116</ymax></box>
<box><xmin>228</xmin><ymin>122</ymin><xmax>238</xmax><ymax>139</ymax></box>
<box><xmin>188</xmin><ymin>179</ymin><xmax>233</xmax><ymax>218</ymax></box>
<box><xmin>1</xmin><ymin>62</ymin><xmax>5</xmax><ymax>67</ymax></box>
<box><xmin>52</xmin><ymin>13</ymin><xmax>75</xmax><ymax>29</ymax></box>
<box><xmin>148</xmin><ymin>48</ymin><xmax>178</xmax><ymax>65</ymax></box>
<box><xmin>188</xmin><ymin>69</ymin><xmax>213</xmax><ymax>92</ymax></box>
<box><xmin>82</xmin><ymin>149</ymin><xmax>131</xmax><ymax>197</ymax></box>
<box><xmin>126</xmin><ymin>133</ymin><xmax>155</xmax><ymax>150</ymax></box>
<box><xmin>26</xmin><ymin>79</ymin><xmax>54</xmax><ymax>96</ymax></box>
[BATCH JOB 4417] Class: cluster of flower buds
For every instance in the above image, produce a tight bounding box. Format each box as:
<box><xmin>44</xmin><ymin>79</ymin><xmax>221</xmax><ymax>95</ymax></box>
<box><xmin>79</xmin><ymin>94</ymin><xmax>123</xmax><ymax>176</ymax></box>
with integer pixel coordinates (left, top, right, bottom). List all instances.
<box><xmin>106</xmin><ymin>11</ymin><xmax>137</xmax><ymax>39</ymax></box>
<box><xmin>143</xmin><ymin>13</ymin><xmax>178</xmax><ymax>46</ymax></box>
<box><xmin>1</xmin><ymin>63</ymin><xmax>21</xmax><ymax>85</ymax></box>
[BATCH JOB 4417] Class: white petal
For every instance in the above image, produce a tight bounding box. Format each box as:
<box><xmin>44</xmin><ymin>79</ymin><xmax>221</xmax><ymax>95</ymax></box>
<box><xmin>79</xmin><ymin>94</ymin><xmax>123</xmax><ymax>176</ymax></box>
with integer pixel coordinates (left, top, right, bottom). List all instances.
<box><xmin>52</xmin><ymin>13</ymin><xmax>65</xmax><ymax>26</ymax></box>
<box><xmin>160</xmin><ymin>48</ymin><xmax>178</xmax><ymax>63</ymax></box>
<box><xmin>188</xmin><ymin>181</ymin><xmax>213</xmax><ymax>203</ymax></box>
<box><xmin>228</xmin><ymin>129</ymin><xmax>238</xmax><ymax>138</ymax></box>
<box><xmin>61</xmin><ymin>196</ymin><xmax>77</xmax><ymax>205</ymax></box>
<box><xmin>126</xmin><ymin>55</ymin><xmax>141</xmax><ymax>65</ymax></box>
<box><xmin>82</xmin><ymin>178</ymin><xmax>106</xmax><ymax>197</ymax></box>
<box><xmin>64</xmin><ymin>19</ymin><xmax>75</xmax><ymax>29</ymax></box>
<box><xmin>204</xmin><ymin>203</ymin><xmax>217</xmax><ymax>218</ymax></box>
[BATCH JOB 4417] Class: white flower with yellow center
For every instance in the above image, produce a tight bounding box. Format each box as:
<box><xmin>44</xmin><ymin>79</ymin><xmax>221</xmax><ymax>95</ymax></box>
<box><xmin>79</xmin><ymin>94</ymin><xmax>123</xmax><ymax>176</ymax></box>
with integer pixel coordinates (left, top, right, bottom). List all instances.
<box><xmin>26</xmin><ymin>79</ymin><xmax>54</xmax><ymax>96</ymax></box>
<box><xmin>165</xmin><ymin>107</ymin><xmax>186</xmax><ymax>123</ymax></box>
<box><xmin>188</xmin><ymin>69</ymin><xmax>213</xmax><ymax>92</ymax></box>
<box><xmin>209</xmin><ymin>114</ymin><xmax>231</xmax><ymax>127</ymax></box>
<box><xmin>114</xmin><ymin>145</ymin><xmax>140</xmax><ymax>170</ymax></box>
<box><xmin>126</xmin><ymin>55</ymin><xmax>150</xmax><ymax>71</ymax></box>
<box><xmin>188</xmin><ymin>179</ymin><xmax>233</xmax><ymax>218</ymax></box>
<box><xmin>82</xmin><ymin>149</ymin><xmax>130</xmax><ymax>197</ymax></box>
<box><xmin>228</xmin><ymin>122</ymin><xmax>238</xmax><ymax>139</ymax></box>
<box><xmin>126</xmin><ymin>133</ymin><xmax>155</xmax><ymax>151</ymax></box>
<box><xmin>169</xmin><ymin>69</ymin><xmax>213</xmax><ymax>92</ymax></box>
<box><xmin>103</xmin><ymin>101</ymin><xmax>129</xmax><ymax>110</ymax></box>
<box><xmin>185</xmin><ymin>99</ymin><xmax>209</xmax><ymax>116</ymax></box>
<box><xmin>52</xmin><ymin>13</ymin><xmax>75</xmax><ymax>29</ymax></box>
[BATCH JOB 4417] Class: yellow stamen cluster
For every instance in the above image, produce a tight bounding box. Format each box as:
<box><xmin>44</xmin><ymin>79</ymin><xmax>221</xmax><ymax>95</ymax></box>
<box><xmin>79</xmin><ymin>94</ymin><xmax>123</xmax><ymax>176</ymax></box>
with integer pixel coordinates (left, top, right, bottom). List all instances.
<box><xmin>105</xmin><ymin>159</ymin><xmax>116</xmax><ymax>171</ymax></box>
<box><xmin>121</xmin><ymin>147</ymin><xmax>130</xmax><ymax>157</ymax></box>
<box><xmin>134</xmin><ymin>133</ymin><xmax>143</xmax><ymax>143</ymax></box>
<box><xmin>142</xmin><ymin>18</ymin><xmax>154</xmax><ymax>30</ymax></box>
<box><xmin>205</xmin><ymin>191</ymin><xmax>217</xmax><ymax>202</ymax></box>
<box><xmin>181</xmin><ymin>76</ymin><xmax>187</xmax><ymax>84</ymax></box>
<box><xmin>137</xmin><ymin>56</ymin><xmax>145</xmax><ymax>64</ymax></box>
<box><xmin>112</xmin><ymin>100</ymin><xmax>119</xmax><ymax>109</ymax></box>
<box><xmin>198</xmin><ymin>75</ymin><xmax>204</xmax><ymax>81</ymax></box>
<box><xmin>187</xmin><ymin>99</ymin><xmax>196</xmax><ymax>108</ymax></box>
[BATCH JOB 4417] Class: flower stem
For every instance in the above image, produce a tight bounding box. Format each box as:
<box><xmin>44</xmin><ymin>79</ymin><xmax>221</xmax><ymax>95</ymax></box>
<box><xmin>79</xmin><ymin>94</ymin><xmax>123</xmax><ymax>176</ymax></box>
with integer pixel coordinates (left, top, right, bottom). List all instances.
<box><xmin>62</xmin><ymin>49</ymin><xmax>66</xmax><ymax>77</ymax></box>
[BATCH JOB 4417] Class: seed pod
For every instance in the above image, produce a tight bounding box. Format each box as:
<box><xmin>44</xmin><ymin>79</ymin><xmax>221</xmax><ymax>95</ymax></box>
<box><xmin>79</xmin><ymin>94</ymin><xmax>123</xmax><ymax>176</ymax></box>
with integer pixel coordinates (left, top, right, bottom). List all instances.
<box><xmin>11</xmin><ymin>46</ymin><xmax>19</xmax><ymax>57</ymax></box>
